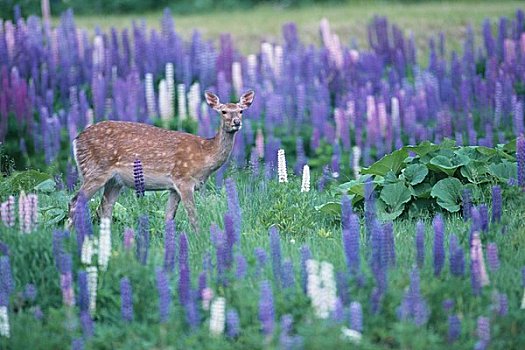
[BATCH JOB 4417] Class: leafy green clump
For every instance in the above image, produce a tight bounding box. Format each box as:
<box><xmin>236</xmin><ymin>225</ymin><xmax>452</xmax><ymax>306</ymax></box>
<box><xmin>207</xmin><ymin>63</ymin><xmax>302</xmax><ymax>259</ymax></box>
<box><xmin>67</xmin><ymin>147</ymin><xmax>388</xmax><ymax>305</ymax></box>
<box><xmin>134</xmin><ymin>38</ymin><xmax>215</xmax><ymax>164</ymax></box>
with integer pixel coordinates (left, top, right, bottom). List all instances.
<box><xmin>317</xmin><ymin>139</ymin><xmax>517</xmax><ymax>220</ymax></box>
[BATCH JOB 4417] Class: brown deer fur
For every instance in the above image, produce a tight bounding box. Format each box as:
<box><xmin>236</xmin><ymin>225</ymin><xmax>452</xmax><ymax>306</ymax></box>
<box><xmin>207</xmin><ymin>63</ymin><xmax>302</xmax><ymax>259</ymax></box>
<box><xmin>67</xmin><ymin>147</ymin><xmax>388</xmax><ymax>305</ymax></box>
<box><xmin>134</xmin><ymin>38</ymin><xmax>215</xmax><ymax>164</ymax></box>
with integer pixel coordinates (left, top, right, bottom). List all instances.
<box><xmin>69</xmin><ymin>90</ymin><xmax>255</xmax><ymax>232</ymax></box>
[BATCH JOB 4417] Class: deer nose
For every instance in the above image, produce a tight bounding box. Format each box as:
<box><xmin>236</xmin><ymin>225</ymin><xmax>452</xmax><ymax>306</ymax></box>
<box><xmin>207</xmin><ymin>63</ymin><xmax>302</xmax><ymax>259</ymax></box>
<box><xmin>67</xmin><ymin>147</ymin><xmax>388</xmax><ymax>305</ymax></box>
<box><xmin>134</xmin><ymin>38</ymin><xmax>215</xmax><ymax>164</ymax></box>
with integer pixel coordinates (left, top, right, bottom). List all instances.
<box><xmin>233</xmin><ymin>118</ymin><xmax>241</xmax><ymax>127</ymax></box>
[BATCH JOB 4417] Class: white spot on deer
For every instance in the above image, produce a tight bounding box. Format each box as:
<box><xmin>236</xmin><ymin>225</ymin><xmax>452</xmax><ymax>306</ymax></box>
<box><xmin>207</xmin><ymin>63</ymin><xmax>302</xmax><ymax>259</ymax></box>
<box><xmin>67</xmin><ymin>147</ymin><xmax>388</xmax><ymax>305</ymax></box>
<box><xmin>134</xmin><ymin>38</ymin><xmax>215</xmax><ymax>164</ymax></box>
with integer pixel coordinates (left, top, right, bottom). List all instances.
<box><xmin>183</xmin><ymin>162</ymin><xmax>188</xmax><ymax>168</ymax></box>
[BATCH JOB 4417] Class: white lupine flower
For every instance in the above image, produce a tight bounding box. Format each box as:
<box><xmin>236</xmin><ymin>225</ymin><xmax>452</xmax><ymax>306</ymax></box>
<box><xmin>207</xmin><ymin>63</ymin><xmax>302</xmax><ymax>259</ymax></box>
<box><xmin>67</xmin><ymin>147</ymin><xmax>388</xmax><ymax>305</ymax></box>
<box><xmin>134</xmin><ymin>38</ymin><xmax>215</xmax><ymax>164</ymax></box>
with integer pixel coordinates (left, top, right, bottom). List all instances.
<box><xmin>261</xmin><ymin>42</ymin><xmax>274</xmax><ymax>71</ymax></box>
<box><xmin>0</xmin><ymin>306</ymin><xmax>9</xmax><ymax>338</ymax></box>
<box><xmin>86</xmin><ymin>108</ymin><xmax>94</xmax><ymax>127</ymax></box>
<box><xmin>232</xmin><ymin>62</ymin><xmax>243</xmax><ymax>97</ymax></box>
<box><xmin>81</xmin><ymin>236</ymin><xmax>94</xmax><ymax>265</ymax></box>
<box><xmin>274</xmin><ymin>45</ymin><xmax>283</xmax><ymax>77</ymax></box>
<box><xmin>209</xmin><ymin>297</ymin><xmax>226</xmax><ymax>336</ymax></box>
<box><xmin>92</xmin><ymin>35</ymin><xmax>104</xmax><ymax>69</ymax></box>
<box><xmin>247</xmin><ymin>54</ymin><xmax>257</xmax><ymax>84</ymax></box>
<box><xmin>341</xmin><ymin>327</ymin><xmax>362</xmax><ymax>344</ymax></box>
<box><xmin>158</xmin><ymin>79</ymin><xmax>171</xmax><ymax>125</ymax></box>
<box><xmin>277</xmin><ymin>149</ymin><xmax>288</xmax><ymax>183</ymax></box>
<box><xmin>145</xmin><ymin>73</ymin><xmax>157</xmax><ymax>118</ymax></box>
<box><xmin>391</xmin><ymin>97</ymin><xmax>400</xmax><ymax>130</ymax></box>
<box><xmin>98</xmin><ymin>218</ymin><xmax>111</xmax><ymax>271</ymax></box>
<box><xmin>377</xmin><ymin>102</ymin><xmax>388</xmax><ymax>136</ymax></box>
<box><xmin>188</xmin><ymin>82</ymin><xmax>201</xmax><ymax>120</ymax></box>
<box><xmin>0</xmin><ymin>202</ymin><xmax>8</xmax><ymax>226</ymax></box>
<box><xmin>306</xmin><ymin>259</ymin><xmax>337</xmax><ymax>319</ymax></box>
<box><xmin>177</xmin><ymin>84</ymin><xmax>187</xmax><ymax>119</ymax></box>
<box><xmin>166</xmin><ymin>63</ymin><xmax>175</xmax><ymax>119</ymax></box>
<box><xmin>301</xmin><ymin>165</ymin><xmax>310</xmax><ymax>192</ymax></box>
<box><xmin>4</xmin><ymin>22</ymin><xmax>15</xmax><ymax>62</ymax></box>
<box><xmin>521</xmin><ymin>288</ymin><xmax>525</xmax><ymax>309</ymax></box>
<box><xmin>19</xmin><ymin>191</ymin><xmax>26</xmax><ymax>233</ymax></box>
<box><xmin>256</xmin><ymin>129</ymin><xmax>265</xmax><ymax>158</ymax></box>
<box><xmin>352</xmin><ymin>146</ymin><xmax>361</xmax><ymax>179</ymax></box>
<box><xmin>87</xmin><ymin>266</ymin><xmax>98</xmax><ymax>315</ymax></box>
<box><xmin>29</xmin><ymin>194</ymin><xmax>38</xmax><ymax>230</ymax></box>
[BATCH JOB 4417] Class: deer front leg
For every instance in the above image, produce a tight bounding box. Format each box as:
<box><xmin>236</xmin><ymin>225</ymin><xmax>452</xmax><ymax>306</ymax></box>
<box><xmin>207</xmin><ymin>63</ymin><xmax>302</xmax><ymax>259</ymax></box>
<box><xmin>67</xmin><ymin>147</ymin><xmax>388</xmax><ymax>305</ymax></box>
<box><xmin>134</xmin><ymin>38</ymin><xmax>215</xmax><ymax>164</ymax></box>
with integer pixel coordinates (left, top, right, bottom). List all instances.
<box><xmin>98</xmin><ymin>178</ymin><xmax>122</xmax><ymax>220</ymax></box>
<box><xmin>165</xmin><ymin>190</ymin><xmax>181</xmax><ymax>221</ymax></box>
<box><xmin>178</xmin><ymin>185</ymin><xmax>199</xmax><ymax>233</ymax></box>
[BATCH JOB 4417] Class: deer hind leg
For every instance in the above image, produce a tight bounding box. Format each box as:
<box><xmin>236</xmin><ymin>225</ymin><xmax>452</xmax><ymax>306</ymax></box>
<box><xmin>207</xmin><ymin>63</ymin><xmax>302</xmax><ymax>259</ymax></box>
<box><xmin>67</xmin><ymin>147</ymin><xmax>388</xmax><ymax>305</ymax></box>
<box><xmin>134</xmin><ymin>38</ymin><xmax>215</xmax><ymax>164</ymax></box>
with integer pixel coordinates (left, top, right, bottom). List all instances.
<box><xmin>68</xmin><ymin>175</ymin><xmax>112</xmax><ymax>224</ymax></box>
<box><xmin>97</xmin><ymin>177</ymin><xmax>123</xmax><ymax>220</ymax></box>
<box><xmin>165</xmin><ymin>190</ymin><xmax>181</xmax><ymax>221</ymax></box>
<box><xmin>178</xmin><ymin>184</ymin><xmax>199</xmax><ymax>233</ymax></box>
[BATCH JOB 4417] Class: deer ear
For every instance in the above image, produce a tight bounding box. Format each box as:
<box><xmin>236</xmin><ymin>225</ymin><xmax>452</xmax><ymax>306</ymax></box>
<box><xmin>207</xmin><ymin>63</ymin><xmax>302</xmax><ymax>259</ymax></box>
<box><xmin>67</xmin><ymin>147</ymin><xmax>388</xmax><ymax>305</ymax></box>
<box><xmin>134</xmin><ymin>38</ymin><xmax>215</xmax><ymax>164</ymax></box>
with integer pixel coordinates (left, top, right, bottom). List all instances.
<box><xmin>238</xmin><ymin>90</ymin><xmax>255</xmax><ymax>110</ymax></box>
<box><xmin>205</xmin><ymin>91</ymin><xmax>221</xmax><ymax>111</ymax></box>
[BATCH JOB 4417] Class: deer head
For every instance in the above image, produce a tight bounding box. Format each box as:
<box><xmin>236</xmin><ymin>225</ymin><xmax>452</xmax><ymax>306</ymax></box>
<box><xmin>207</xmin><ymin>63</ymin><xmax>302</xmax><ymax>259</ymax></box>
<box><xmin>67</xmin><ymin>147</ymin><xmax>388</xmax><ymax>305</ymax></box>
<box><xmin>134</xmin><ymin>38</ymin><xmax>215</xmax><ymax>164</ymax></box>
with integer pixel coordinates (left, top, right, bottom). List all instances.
<box><xmin>205</xmin><ymin>90</ymin><xmax>255</xmax><ymax>133</ymax></box>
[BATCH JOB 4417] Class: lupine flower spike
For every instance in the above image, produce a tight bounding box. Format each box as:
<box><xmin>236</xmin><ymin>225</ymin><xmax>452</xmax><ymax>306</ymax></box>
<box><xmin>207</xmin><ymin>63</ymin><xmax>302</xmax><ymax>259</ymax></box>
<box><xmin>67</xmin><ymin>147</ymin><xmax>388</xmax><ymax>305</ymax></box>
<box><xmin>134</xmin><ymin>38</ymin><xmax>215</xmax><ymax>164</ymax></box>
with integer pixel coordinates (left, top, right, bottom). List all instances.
<box><xmin>277</xmin><ymin>149</ymin><xmax>288</xmax><ymax>183</ymax></box>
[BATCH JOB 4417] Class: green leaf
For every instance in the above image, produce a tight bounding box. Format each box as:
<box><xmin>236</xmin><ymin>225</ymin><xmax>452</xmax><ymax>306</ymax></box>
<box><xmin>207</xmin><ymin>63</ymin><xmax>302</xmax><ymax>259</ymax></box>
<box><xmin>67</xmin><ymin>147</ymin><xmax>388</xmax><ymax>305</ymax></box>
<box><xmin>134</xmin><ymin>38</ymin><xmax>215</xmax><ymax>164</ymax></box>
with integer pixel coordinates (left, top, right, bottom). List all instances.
<box><xmin>376</xmin><ymin>198</ymin><xmax>405</xmax><ymax>221</ymax></box>
<box><xmin>408</xmin><ymin>198</ymin><xmax>435</xmax><ymax>217</ymax></box>
<box><xmin>404</xmin><ymin>164</ymin><xmax>428</xmax><ymax>185</ymax></box>
<box><xmin>409</xmin><ymin>182</ymin><xmax>432</xmax><ymax>198</ymax></box>
<box><xmin>428</xmin><ymin>153</ymin><xmax>469</xmax><ymax>176</ymax></box>
<box><xmin>404</xmin><ymin>141</ymin><xmax>440</xmax><ymax>157</ymax></box>
<box><xmin>361</xmin><ymin>148</ymin><xmax>409</xmax><ymax>176</ymax></box>
<box><xmin>380</xmin><ymin>182</ymin><xmax>412</xmax><ymax>207</ymax></box>
<box><xmin>460</xmin><ymin>161</ymin><xmax>491</xmax><ymax>184</ymax></box>
<box><xmin>34</xmin><ymin>179</ymin><xmax>56</xmax><ymax>193</ymax></box>
<box><xmin>430</xmin><ymin>178</ymin><xmax>463</xmax><ymax>212</ymax></box>
<box><xmin>8</xmin><ymin>170</ymin><xmax>52</xmax><ymax>192</ymax></box>
<box><xmin>384</xmin><ymin>171</ymin><xmax>400</xmax><ymax>184</ymax></box>
<box><xmin>315</xmin><ymin>202</ymin><xmax>341</xmax><ymax>216</ymax></box>
<box><xmin>488</xmin><ymin>162</ymin><xmax>518</xmax><ymax>183</ymax></box>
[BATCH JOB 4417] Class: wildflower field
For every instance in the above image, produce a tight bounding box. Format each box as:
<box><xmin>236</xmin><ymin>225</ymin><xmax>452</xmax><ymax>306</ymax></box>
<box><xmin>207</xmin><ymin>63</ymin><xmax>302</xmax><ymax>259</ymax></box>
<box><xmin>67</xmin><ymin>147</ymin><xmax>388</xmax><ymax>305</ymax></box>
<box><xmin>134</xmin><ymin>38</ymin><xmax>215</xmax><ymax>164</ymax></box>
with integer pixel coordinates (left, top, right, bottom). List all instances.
<box><xmin>1</xmin><ymin>2</ymin><xmax>525</xmax><ymax>349</ymax></box>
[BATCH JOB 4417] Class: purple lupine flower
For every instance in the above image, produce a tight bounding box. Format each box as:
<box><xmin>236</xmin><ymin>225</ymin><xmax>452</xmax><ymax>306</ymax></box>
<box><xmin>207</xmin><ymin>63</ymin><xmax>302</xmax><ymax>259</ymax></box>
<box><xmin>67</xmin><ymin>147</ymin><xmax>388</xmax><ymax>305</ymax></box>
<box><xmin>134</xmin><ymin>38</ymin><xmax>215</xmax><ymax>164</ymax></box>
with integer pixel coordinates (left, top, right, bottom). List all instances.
<box><xmin>225</xmin><ymin>178</ymin><xmax>242</xmax><ymax>239</ymax></box>
<box><xmin>479</xmin><ymin>205</ymin><xmax>489</xmax><ymax>232</ymax></box>
<box><xmin>341</xmin><ymin>195</ymin><xmax>353</xmax><ymax>230</ymax></box>
<box><xmin>396</xmin><ymin>268</ymin><xmax>430</xmax><ymax>326</ymax></box>
<box><xmin>336</xmin><ymin>271</ymin><xmax>350</xmax><ymax>306</ymax></box>
<box><xmin>224</xmin><ymin>213</ymin><xmax>237</xmax><ymax>268</ymax></box>
<box><xmin>123</xmin><ymin>228</ymin><xmax>134</xmax><ymax>250</ymax></box>
<box><xmin>370</xmin><ymin>287</ymin><xmax>383</xmax><ymax>315</ymax></box>
<box><xmin>269</xmin><ymin>226</ymin><xmax>282</xmax><ymax>288</ymax></box>
<box><xmin>349</xmin><ymin>301</ymin><xmax>363</xmax><ymax>332</ymax></box>
<box><xmin>497</xmin><ymin>293</ymin><xmax>508</xmax><ymax>316</ymax></box>
<box><xmin>281</xmin><ymin>259</ymin><xmax>295</xmax><ymax>289</ymax></box>
<box><xmin>415</xmin><ymin>221</ymin><xmax>425</xmax><ymax>268</ymax></box>
<box><xmin>279</xmin><ymin>314</ymin><xmax>295</xmax><ymax>349</ymax></box>
<box><xmin>197</xmin><ymin>272</ymin><xmax>207</xmax><ymax>300</ymax></box>
<box><xmin>0</xmin><ymin>242</ymin><xmax>8</xmax><ymax>256</ymax></box>
<box><xmin>462</xmin><ymin>188</ymin><xmax>472</xmax><ymax>221</ymax></box>
<box><xmin>72</xmin><ymin>338</ymin><xmax>84</xmax><ymax>350</ymax></box>
<box><xmin>449</xmin><ymin>235</ymin><xmax>465</xmax><ymax>277</ymax></box>
<box><xmin>383</xmin><ymin>222</ymin><xmax>396</xmax><ymax>267</ymax></box>
<box><xmin>486</xmin><ymin>243</ymin><xmax>500</xmax><ymax>271</ymax></box>
<box><xmin>370</xmin><ymin>219</ymin><xmax>388</xmax><ymax>295</ymax></box>
<box><xmin>259</xmin><ymin>280</ymin><xmax>275</xmax><ymax>337</ymax></box>
<box><xmin>136</xmin><ymin>215</ymin><xmax>149</xmax><ymax>265</ymax></box>
<box><xmin>33</xmin><ymin>306</ymin><xmax>44</xmax><ymax>320</ymax></box>
<box><xmin>491</xmin><ymin>186</ymin><xmax>502</xmax><ymax>223</ymax></box>
<box><xmin>80</xmin><ymin>311</ymin><xmax>94</xmax><ymax>338</ymax></box>
<box><xmin>164</xmin><ymin>220</ymin><xmax>176</xmax><ymax>272</ymax></box>
<box><xmin>364</xmin><ymin>177</ymin><xmax>376</xmax><ymax>239</ymax></box>
<box><xmin>517</xmin><ymin>134</ymin><xmax>525</xmax><ymax>187</ymax></box>
<box><xmin>448</xmin><ymin>315</ymin><xmax>461</xmax><ymax>343</ymax></box>
<box><xmin>77</xmin><ymin>271</ymin><xmax>89</xmax><ymax>312</ymax></box>
<box><xmin>178</xmin><ymin>233</ymin><xmax>191</xmax><ymax>307</ymax></box>
<box><xmin>52</xmin><ymin>230</ymin><xmax>68</xmax><ymax>270</ymax></box>
<box><xmin>0</xmin><ymin>256</ymin><xmax>14</xmax><ymax>306</ymax></box>
<box><xmin>23</xmin><ymin>283</ymin><xmax>37</xmax><ymax>302</ymax></box>
<box><xmin>299</xmin><ymin>245</ymin><xmax>311</xmax><ymax>293</ymax></box>
<box><xmin>156</xmin><ymin>268</ymin><xmax>171</xmax><ymax>323</ymax></box>
<box><xmin>226</xmin><ymin>309</ymin><xmax>240</xmax><ymax>338</ymax></box>
<box><xmin>185</xmin><ymin>291</ymin><xmax>200</xmax><ymax>330</ymax></box>
<box><xmin>255</xmin><ymin>247</ymin><xmax>267</xmax><ymax>276</ymax></box>
<box><xmin>342</xmin><ymin>214</ymin><xmax>360</xmax><ymax>273</ymax></box>
<box><xmin>120</xmin><ymin>277</ymin><xmax>133</xmax><ymax>322</ymax></box>
<box><xmin>133</xmin><ymin>158</ymin><xmax>145</xmax><ymax>197</ymax></box>
<box><xmin>215</xmin><ymin>227</ymin><xmax>228</xmax><ymax>285</ymax></box>
<box><xmin>433</xmin><ymin>215</ymin><xmax>445</xmax><ymax>276</ymax></box>
<box><xmin>59</xmin><ymin>254</ymin><xmax>75</xmax><ymax>307</ymax></box>
<box><xmin>470</xmin><ymin>207</ymin><xmax>482</xmax><ymax>241</ymax></box>
<box><xmin>442</xmin><ymin>299</ymin><xmax>454</xmax><ymax>313</ymax></box>
<box><xmin>236</xmin><ymin>254</ymin><xmax>247</xmax><ymax>279</ymax></box>
<box><xmin>477</xmin><ymin>316</ymin><xmax>490</xmax><ymax>344</ymax></box>
<box><xmin>73</xmin><ymin>192</ymin><xmax>93</xmax><ymax>256</ymax></box>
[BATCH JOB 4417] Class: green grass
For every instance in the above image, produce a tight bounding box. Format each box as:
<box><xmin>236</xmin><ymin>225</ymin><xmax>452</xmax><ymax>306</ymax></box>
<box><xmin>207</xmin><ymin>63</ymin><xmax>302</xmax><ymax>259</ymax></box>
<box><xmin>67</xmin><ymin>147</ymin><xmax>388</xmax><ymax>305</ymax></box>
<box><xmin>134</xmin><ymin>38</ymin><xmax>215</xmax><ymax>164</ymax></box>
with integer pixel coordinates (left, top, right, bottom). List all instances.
<box><xmin>1</xmin><ymin>169</ymin><xmax>524</xmax><ymax>349</ymax></box>
<box><xmin>65</xmin><ymin>1</ymin><xmax>524</xmax><ymax>54</ymax></box>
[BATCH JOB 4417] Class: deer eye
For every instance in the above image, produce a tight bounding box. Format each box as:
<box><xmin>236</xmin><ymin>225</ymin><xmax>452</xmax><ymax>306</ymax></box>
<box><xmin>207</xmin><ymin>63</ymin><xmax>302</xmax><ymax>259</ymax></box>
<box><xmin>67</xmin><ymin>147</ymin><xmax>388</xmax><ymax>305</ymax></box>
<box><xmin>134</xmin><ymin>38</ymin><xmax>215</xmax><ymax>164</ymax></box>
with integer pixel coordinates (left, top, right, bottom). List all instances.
<box><xmin>239</xmin><ymin>110</ymin><xmax>243</xmax><ymax>114</ymax></box>
<box><xmin>222</xmin><ymin>111</ymin><xmax>227</xmax><ymax>115</ymax></box>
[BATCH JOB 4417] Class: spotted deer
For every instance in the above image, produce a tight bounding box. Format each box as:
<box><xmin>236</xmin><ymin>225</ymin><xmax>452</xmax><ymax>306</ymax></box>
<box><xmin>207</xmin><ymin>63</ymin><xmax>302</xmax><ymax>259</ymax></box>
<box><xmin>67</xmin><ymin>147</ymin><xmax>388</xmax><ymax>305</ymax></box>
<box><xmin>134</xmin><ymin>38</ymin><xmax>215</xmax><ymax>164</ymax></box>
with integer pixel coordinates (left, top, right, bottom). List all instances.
<box><xmin>69</xmin><ymin>90</ymin><xmax>255</xmax><ymax>232</ymax></box>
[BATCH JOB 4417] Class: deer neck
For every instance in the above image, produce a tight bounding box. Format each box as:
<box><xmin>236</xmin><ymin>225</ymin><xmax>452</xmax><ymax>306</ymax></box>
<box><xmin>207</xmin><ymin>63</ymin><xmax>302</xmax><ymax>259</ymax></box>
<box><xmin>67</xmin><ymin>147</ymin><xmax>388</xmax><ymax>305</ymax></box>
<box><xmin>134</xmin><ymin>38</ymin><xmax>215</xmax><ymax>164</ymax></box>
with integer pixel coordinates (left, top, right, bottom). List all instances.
<box><xmin>209</xmin><ymin>121</ymin><xmax>236</xmax><ymax>169</ymax></box>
